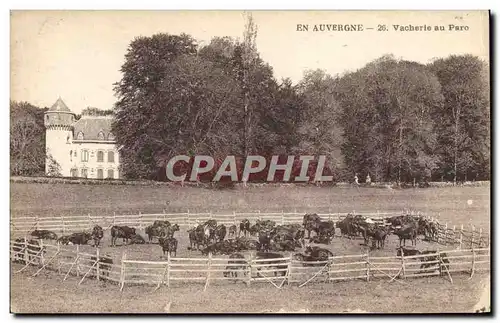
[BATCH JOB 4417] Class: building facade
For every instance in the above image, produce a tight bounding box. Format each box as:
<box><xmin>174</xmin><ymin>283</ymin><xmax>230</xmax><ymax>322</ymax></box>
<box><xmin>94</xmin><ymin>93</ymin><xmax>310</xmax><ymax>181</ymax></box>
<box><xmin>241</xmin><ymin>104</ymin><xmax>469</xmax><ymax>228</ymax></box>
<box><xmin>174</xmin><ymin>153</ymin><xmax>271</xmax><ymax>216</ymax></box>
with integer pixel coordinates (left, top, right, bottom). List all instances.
<box><xmin>44</xmin><ymin>98</ymin><xmax>120</xmax><ymax>179</ymax></box>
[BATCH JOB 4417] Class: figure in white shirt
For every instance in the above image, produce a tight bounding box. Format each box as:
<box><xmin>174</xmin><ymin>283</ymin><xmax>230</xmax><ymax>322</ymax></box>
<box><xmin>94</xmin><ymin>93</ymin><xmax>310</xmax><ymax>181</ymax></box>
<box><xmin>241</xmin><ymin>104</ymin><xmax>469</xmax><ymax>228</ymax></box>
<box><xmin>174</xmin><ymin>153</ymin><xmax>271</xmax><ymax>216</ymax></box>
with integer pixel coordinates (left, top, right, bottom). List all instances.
<box><xmin>354</xmin><ymin>174</ymin><xmax>359</xmax><ymax>185</ymax></box>
<box><xmin>366</xmin><ymin>173</ymin><xmax>371</xmax><ymax>185</ymax></box>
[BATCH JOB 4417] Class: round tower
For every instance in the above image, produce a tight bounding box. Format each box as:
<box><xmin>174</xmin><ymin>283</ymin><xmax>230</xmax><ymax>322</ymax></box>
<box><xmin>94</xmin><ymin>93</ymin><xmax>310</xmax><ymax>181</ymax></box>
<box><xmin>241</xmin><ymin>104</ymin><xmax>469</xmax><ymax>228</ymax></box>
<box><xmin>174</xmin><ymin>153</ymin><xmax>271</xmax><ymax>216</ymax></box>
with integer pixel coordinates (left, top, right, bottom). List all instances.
<box><xmin>44</xmin><ymin>97</ymin><xmax>76</xmax><ymax>176</ymax></box>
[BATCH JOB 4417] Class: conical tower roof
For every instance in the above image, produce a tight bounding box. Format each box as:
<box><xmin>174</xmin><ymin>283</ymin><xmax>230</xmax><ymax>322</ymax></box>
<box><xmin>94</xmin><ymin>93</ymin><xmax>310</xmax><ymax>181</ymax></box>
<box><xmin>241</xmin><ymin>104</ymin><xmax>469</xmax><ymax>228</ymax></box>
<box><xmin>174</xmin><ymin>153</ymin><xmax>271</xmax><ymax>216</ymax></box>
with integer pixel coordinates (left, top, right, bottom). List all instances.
<box><xmin>48</xmin><ymin>97</ymin><xmax>71</xmax><ymax>112</ymax></box>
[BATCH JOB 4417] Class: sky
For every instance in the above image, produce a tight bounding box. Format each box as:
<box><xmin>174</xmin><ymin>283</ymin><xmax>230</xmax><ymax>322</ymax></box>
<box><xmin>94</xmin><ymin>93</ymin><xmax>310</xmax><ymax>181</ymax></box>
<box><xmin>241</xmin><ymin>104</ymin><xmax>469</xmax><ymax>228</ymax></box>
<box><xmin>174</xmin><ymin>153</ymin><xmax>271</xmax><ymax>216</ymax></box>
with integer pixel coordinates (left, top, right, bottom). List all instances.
<box><xmin>10</xmin><ymin>10</ymin><xmax>489</xmax><ymax>114</ymax></box>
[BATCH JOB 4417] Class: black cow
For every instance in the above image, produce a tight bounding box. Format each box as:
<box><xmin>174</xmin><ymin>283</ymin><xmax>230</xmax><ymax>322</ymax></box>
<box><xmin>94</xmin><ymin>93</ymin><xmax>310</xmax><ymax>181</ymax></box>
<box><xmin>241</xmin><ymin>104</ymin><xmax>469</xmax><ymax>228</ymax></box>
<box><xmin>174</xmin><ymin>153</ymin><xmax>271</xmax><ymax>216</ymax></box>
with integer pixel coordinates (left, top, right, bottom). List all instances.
<box><xmin>393</xmin><ymin>225</ymin><xmax>418</xmax><ymax>247</ymax></box>
<box><xmin>90</xmin><ymin>254</ymin><xmax>113</xmax><ymax>280</ymax></box>
<box><xmin>129</xmin><ymin>234</ymin><xmax>146</xmax><ymax>244</ymax></box>
<box><xmin>223</xmin><ymin>253</ymin><xmax>247</xmax><ymax>278</ymax></box>
<box><xmin>239</xmin><ymin>219</ymin><xmax>251</xmax><ymax>237</ymax></box>
<box><xmin>161</xmin><ymin>224</ymin><xmax>180</xmax><ymax>238</ymax></box>
<box><xmin>293</xmin><ymin>253</ymin><xmax>329</xmax><ymax>267</ymax></box>
<box><xmin>396</xmin><ymin>247</ymin><xmax>420</xmax><ymax>257</ymax></box>
<box><xmin>419</xmin><ymin>250</ymin><xmax>450</xmax><ymax>275</ymax></box>
<box><xmin>303</xmin><ymin>213</ymin><xmax>321</xmax><ymax>238</ymax></box>
<box><xmin>62</xmin><ymin>232</ymin><xmax>92</xmax><ymax>245</ymax></box>
<box><xmin>110</xmin><ymin>226</ymin><xmax>136</xmax><ymax>247</ymax></box>
<box><xmin>30</xmin><ymin>230</ymin><xmax>58</xmax><ymax>240</ymax></box>
<box><xmin>254</xmin><ymin>252</ymin><xmax>288</xmax><ymax>277</ymax></box>
<box><xmin>215</xmin><ymin>224</ymin><xmax>227</xmax><ymax>242</ymax></box>
<box><xmin>145</xmin><ymin>225</ymin><xmax>163</xmax><ymax>243</ymax></box>
<box><xmin>158</xmin><ymin>237</ymin><xmax>178</xmax><ymax>258</ymax></box>
<box><xmin>92</xmin><ymin>225</ymin><xmax>104</xmax><ymax>247</ymax></box>
<box><xmin>258</xmin><ymin>231</ymin><xmax>272</xmax><ymax>252</ymax></box>
<box><xmin>228</xmin><ymin>225</ymin><xmax>237</xmax><ymax>238</ymax></box>
<box><xmin>304</xmin><ymin>246</ymin><xmax>333</xmax><ymax>260</ymax></box>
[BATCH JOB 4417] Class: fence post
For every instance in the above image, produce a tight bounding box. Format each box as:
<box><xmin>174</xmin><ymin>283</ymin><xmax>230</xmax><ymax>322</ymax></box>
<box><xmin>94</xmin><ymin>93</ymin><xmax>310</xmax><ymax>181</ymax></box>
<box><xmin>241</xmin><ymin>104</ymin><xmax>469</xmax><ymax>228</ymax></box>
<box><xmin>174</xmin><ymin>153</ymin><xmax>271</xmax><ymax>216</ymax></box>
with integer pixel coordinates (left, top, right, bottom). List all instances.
<box><xmin>120</xmin><ymin>251</ymin><xmax>126</xmax><ymax>291</ymax></box>
<box><xmin>76</xmin><ymin>244</ymin><xmax>80</xmax><ymax>277</ymax></box>
<box><xmin>478</xmin><ymin>228</ymin><xmax>483</xmax><ymax>248</ymax></box>
<box><xmin>166</xmin><ymin>252</ymin><xmax>171</xmax><ymax>288</ymax></box>
<box><xmin>287</xmin><ymin>252</ymin><xmax>293</xmax><ymax>285</ymax></box>
<box><xmin>23</xmin><ymin>237</ymin><xmax>29</xmax><ymax>265</ymax></box>
<box><xmin>233</xmin><ymin>211</ymin><xmax>237</xmax><ymax>226</ymax></box>
<box><xmin>61</xmin><ymin>215</ymin><xmax>65</xmax><ymax>236</ymax></box>
<box><xmin>281</xmin><ymin>210</ymin><xmax>285</xmax><ymax>225</ymax></box>
<box><xmin>57</xmin><ymin>243</ymin><xmax>61</xmax><ymax>274</ymax></box>
<box><xmin>39</xmin><ymin>239</ymin><xmax>44</xmax><ymax>267</ymax></box>
<box><xmin>366</xmin><ymin>252</ymin><xmax>370</xmax><ymax>282</ymax></box>
<box><xmin>88</xmin><ymin>213</ymin><xmax>92</xmax><ymax>230</ymax></box>
<box><xmin>470</xmin><ymin>247</ymin><xmax>476</xmax><ymax>278</ymax></box>
<box><xmin>459</xmin><ymin>224</ymin><xmax>463</xmax><ymax>249</ymax></box>
<box><xmin>113</xmin><ymin>212</ymin><xmax>116</xmax><ymax>227</ymax></box>
<box><xmin>452</xmin><ymin>225</ymin><xmax>456</xmax><ymax>245</ymax></box>
<box><xmin>187</xmin><ymin>209</ymin><xmax>190</xmax><ymax>224</ymax></box>
<box><xmin>204</xmin><ymin>252</ymin><xmax>212</xmax><ymax>291</ymax></box>
<box><xmin>247</xmin><ymin>252</ymin><xmax>253</xmax><ymax>286</ymax></box>
<box><xmin>471</xmin><ymin>225</ymin><xmax>475</xmax><ymax>249</ymax></box>
<box><xmin>400</xmin><ymin>249</ymin><xmax>406</xmax><ymax>279</ymax></box>
<box><xmin>138</xmin><ymin>211</ymin><xmax>142</xmax><ymax>229</ymax></box>
<box><xmin>35</xmin><ymin>216</ymin><xmax>40</xmax><ymax>230</ymax></box>
<box><xmin>96</xmin><ymin>247</ymin><xmax>100</xmax><ymax>282</ymax></box>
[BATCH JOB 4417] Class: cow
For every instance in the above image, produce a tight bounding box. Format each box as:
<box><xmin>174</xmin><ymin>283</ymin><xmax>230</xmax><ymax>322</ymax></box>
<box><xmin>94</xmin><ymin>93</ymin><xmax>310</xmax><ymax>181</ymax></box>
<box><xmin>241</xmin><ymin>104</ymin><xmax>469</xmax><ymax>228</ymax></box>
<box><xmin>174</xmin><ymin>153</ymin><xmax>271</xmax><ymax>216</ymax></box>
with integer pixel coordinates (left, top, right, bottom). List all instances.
<box><xmin>392</xmin><ymin>225</ymin><xmax>418</xmax><ymax>247</ymax></box>
<box><xmin>187</xmin><ymin>227</ymin><xmax>206</xmax><ymax>251</ymax></box>
<box><xmin>239</xmin><ymin>219</ymin><xmax>251</xmax><ymax>237</ymax></box>
<box><xmin>303</xmin><ymin>213</ymin><xmax>322</xmax><ymax>239</ymax></box>
<box><xmin>92</xmin><ymin>225</ymin><xmax>104</xmax><ymax>247</ymax></box>
<box><xmin>129</xmin><ymin>234</ymin><xmax>146</xmax><ymax>244</ymax></box>
<box><xmin>419</xmin><ymin>250</ymin><xmax>450</xmax><ymax>275</ymax></box>
<box><xmin>90</xmin><ymin>254</ymin><xmax>113</xmax><ymax>280</ymax></box>
<box><xmin>153</xmin><ymin>220</ymin><xmax>171</xmax><ymax>227</ymax></box>
<box><xmin>293</xmin><ymin>252</ymin><xmax>329</xmax><ymax>267</ymax></box>
<box><xmin>110</xmin><ymin>226</ymin><xmax>136</xmax><ymax>247</ymax></box>
<box><xmin>63</xmin><ymin>232</ymin><xmax>92</xmax><ymax>245</ymax></box>
<box><xmin>145</xmin><ymin>225</ymin><xmax>163</xmax><ymax>243</ymax></box>
<box><xmin>258</xmin><ymin>231</ymin><xmax>272</xmax><ymax>252</ymax></box>
<box><xmin>30</xmin><ymin>230</ymin><xmax>58</xmax><ymax>240</ymax></box>
<box><xmin>254</xmin><ymin>252</ymin><xmax>288</xmax><ymax>277</ymax></box>
<box><xmin>270</xmin><ymin>240</ymin><xmax>296</xmax><ymax>252</ymax></box>
<box><xmin>396</xmin><ymin>247</ymin><xmax>420</xmax><ymax>257</ymax></box>
<box><xmin>223</xmin><ymin>253</ymin><xmax>247</xmax><ymax>279</ymax></box>
<box><xmin>161</xmin><ymin>224</ymin><xmax>180</xmax><ymax>239</ymax></box>
<box><xmin>370</xmin><ymin>227</ymin><xmax>389</xmax><ymax>249</ymax></box>
<box><xmin>215</xmin><ymin>224</ymin><xmax>227</xmax><ymax>242</ymax></box>
<box><xmin>228</xmin><ymin>225</ymin><xmax>237</xmax><ymax>238</ymax></box>
<box><xmin>304</xmin><ymin>246</ymin><xmax>334</xmax><ymax>260</ymax></box>
<box><xmin>158</xmin><ymin>237</ymin><xmax>178</xmax><ymax>258</ymax></box>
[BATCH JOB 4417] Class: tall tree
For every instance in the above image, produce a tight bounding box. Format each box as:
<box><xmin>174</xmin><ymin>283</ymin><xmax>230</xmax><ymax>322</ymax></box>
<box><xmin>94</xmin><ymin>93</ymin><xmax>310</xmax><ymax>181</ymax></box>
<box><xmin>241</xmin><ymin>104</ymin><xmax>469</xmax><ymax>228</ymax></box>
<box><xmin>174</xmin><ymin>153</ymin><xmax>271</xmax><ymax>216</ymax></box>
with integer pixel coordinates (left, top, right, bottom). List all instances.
<box><xmin>10</xmin><ymin>101</ymin><xmax>48</xmax><ymax>176</ymax></box>
<box><xmin>429</xmin><ymin>55</ymin><xmax>490</xmax><ymax>182</ymax></box>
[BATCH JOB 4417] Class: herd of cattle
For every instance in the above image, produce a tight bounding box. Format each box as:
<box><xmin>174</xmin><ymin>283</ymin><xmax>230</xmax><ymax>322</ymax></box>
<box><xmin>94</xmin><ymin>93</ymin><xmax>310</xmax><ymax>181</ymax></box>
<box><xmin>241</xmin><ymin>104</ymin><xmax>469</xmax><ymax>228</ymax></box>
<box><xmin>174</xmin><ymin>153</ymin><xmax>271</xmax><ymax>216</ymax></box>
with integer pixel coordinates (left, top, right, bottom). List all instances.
<box><xmin>11</xmin><ymin>212</ymin><xmax>447</xmax><ymax>279</ymax></box>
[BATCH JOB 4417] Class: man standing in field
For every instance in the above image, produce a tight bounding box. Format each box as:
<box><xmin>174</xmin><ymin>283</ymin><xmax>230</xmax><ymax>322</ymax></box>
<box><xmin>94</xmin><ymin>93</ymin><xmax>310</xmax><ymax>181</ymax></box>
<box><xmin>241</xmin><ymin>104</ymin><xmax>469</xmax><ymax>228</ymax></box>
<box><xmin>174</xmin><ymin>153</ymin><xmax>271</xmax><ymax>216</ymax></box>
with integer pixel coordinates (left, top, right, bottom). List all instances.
<box><xmin>366</xmin><ymin>173</ymin><xmax>371</xmax><ymax>185</ymax></box>
<box><xmin>354</xmin><ymin>174</ymin><xmax>359</xmax><ymax>185</ymax></box>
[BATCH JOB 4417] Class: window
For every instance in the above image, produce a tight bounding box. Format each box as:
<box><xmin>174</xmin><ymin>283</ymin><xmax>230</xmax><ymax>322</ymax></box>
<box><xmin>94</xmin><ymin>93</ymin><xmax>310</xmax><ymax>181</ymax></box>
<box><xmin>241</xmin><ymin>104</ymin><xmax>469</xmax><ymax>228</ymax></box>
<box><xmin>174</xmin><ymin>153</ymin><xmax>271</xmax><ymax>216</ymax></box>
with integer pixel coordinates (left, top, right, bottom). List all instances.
<box><xmin>97</xmin><ymin>131</ymin><xmax>105</xmax><ymax>140</ymax></box>
<box><xmin>108</xmin><ymin>151</ymin><xmax>115</xmax><ymax>163</ymax></box>
<box><xmin>77</xmin><ymin>132</ymin><xmax>84</xmax><ymax>140</ymax></box>
<box><xmin>81</xmin><ymin>168</ymin><xmax>88</xmax><ymax>178</ymax></box>
<box><xmin>107</xmin><ymin>169</ymin><xmax>114</xmax><ymax>179</ymax></box>
<box><xmin>69</xmin><ymin>150</ymin><xmax>72</xmax><ymax>162</ymax></box>
<box><xmin>108</xmin><ymin>132</ymin><xmax>115</xmax><ymax>141</ymax></box>
<box><xmin>66</xmin><ymin>135</ymin><xmax>70</xmax><ymax>143</ymax></box>
<box><xmin>81</xmin><ymin>149</ymin><xmax>89</xmax><ymax>162</ymax></box>
<box><xmin>70</xmin><ymin>168</ymin><xmax>78</xmax><ymax>177</ymax></box>
<box><xmin>97</xmin><ymin>169</ymin><xmax>103</xmax><ymax>179</ymax></box>
<box><xmin>74</xmin><ymin>150</ymin><xmax>77</xmax><ymax>157</ymax></box>
<box><xmin>97</xmin><ymin>151</ymin><xmax>104</xmax><ymax>162</ymax></box>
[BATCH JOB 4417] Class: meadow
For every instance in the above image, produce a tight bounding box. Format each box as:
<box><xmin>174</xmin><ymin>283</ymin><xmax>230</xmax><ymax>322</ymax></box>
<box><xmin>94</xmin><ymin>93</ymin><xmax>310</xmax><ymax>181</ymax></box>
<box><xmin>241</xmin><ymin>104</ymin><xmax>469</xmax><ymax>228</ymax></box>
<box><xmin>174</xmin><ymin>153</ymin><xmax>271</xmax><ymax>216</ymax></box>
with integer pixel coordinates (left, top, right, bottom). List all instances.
<box><xmin>9</xmin><ymin>182</ymin><xmax>491</xmax><ymax>313</ymax></box>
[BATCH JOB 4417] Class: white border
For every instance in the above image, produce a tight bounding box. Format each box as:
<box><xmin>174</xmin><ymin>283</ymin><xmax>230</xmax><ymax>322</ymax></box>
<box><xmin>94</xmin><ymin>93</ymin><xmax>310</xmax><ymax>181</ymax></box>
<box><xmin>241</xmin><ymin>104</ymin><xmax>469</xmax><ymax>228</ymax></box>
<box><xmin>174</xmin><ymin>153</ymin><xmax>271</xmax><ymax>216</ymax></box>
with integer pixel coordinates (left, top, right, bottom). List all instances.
<box><xmin>3</xmin><ymin>0</ymin><xmax>497</xmax><ymax>321</ymax></box>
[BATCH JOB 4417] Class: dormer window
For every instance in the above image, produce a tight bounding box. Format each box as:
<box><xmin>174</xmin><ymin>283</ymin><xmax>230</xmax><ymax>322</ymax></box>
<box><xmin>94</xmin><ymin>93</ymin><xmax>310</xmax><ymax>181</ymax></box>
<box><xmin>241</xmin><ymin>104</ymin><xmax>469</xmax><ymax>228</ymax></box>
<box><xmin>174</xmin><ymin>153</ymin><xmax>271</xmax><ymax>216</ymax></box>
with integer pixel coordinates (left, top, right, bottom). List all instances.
<box><xmin>108</xmin><ymin>132</ymin><xmax>115</xmax><ymax>141</ymax></box>
<box><xmin>76</xmin><ymin>132</ymin><xmax>84</xmax><ymax>140</ymax></box>
<box><xmin>97</xmin><ymin>131</ymin><xmax>105</xmax><ymax>140</ymax></box>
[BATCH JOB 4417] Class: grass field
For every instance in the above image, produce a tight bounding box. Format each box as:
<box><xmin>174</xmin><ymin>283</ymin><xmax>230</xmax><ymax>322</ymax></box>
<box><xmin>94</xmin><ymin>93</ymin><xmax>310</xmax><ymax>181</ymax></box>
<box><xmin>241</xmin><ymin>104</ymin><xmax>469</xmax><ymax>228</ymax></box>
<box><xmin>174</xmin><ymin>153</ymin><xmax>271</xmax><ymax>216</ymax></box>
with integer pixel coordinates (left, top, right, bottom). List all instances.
<box><xmin>9</xmin><ymin>182</ymin><xmax>491</xmax><ymax>313</ymax></box>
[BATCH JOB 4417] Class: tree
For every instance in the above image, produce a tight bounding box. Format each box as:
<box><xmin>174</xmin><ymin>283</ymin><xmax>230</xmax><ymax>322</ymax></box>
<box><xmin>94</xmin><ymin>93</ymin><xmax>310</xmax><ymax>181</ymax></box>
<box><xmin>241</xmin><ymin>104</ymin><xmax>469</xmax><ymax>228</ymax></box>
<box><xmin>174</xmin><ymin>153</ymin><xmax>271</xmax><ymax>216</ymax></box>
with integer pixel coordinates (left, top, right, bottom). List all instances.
<box><xmin>10</xmin><ymin>101</ymin><xmax>47</xmax><ymax>176</ymax></box>
<box><xmin>336</xmin><ymin>56</ymin><xmax>444</xmax><ymax>183</ymax></box>
<box><xmin>80</xmin><ymin>107</ymin><xmax>114</xmax><ymax>117</ymax></box>
<box><xmin>295</xmin><ymin>69</ymin><xmax>345</xmax><ymax>179</ymax></box>
<box><xmin>428</xmin><ymin>55</ymin><xmax>490</xmax><ymax>182</ymax></box>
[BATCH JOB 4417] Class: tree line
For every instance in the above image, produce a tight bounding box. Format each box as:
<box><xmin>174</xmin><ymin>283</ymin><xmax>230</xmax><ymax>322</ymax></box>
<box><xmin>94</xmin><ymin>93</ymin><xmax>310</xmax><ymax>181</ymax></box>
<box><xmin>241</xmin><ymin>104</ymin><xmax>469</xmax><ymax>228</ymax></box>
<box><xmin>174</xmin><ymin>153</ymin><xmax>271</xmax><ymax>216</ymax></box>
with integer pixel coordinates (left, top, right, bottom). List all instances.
<box><xmin>10</xmin><ymin>20</ymin><xmax>490</xmax><ymax>183</ymax></box>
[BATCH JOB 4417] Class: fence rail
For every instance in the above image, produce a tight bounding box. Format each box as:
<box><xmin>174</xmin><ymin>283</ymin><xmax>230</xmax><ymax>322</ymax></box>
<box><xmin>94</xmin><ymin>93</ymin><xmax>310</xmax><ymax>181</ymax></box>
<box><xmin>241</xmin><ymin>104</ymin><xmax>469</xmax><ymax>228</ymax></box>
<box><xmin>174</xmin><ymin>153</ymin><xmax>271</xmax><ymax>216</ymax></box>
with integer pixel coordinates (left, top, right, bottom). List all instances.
<box><xmin>10</xmin><ymin>240</ymin><xmax>490</xmax><ymax>290</ymax></box>
<box><xmin>10</xmin><ymin>210</ymin><xmax>490</xmax><ymax>249</ymax></box>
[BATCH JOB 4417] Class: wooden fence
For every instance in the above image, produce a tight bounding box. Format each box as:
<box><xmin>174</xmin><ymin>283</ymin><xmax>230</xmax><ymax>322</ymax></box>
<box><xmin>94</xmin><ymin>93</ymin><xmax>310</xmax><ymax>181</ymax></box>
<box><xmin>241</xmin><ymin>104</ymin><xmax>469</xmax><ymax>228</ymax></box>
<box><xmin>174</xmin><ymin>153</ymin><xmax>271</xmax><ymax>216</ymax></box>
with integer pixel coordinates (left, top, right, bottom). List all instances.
<box><xmin>10</xmin><ymin>240</ymin><xmax>490</xmax><ymax>290</ymax></box>
<box><xmin>10</xmin><ymin>210</ymin><xmax>490</xmax><ymax>249</ymax></box>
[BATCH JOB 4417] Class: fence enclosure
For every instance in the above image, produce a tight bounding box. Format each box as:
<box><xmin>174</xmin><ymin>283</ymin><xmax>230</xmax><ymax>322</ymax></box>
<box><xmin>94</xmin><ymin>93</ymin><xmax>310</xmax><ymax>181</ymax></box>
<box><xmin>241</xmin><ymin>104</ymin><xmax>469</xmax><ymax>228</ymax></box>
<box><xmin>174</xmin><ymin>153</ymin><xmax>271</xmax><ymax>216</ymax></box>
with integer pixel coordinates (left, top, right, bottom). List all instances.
<box><xmin>10</xmin><ymin>210</ymin><xmax>490</xmax><ymax>249</ymax></box>
<box><xmin>10</xmin><ymin>239</ymin><xmax>490</xmax><ymax>291</ymax></box>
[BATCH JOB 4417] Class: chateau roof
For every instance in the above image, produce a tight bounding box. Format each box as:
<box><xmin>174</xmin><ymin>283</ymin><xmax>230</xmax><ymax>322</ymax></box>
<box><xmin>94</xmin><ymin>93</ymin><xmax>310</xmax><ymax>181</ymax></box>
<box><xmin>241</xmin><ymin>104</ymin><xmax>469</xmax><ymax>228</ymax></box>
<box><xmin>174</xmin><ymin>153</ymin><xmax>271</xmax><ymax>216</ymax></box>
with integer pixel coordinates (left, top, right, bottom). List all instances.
<box><xmin>48</xmin><ymin>97</ymin><xmax>72</xmax><ymax>112</ymax></box>
<box><xmin>73</xmin><ymin>115</ymin><xmax>115</xmax><ymax>141</ymax></box>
